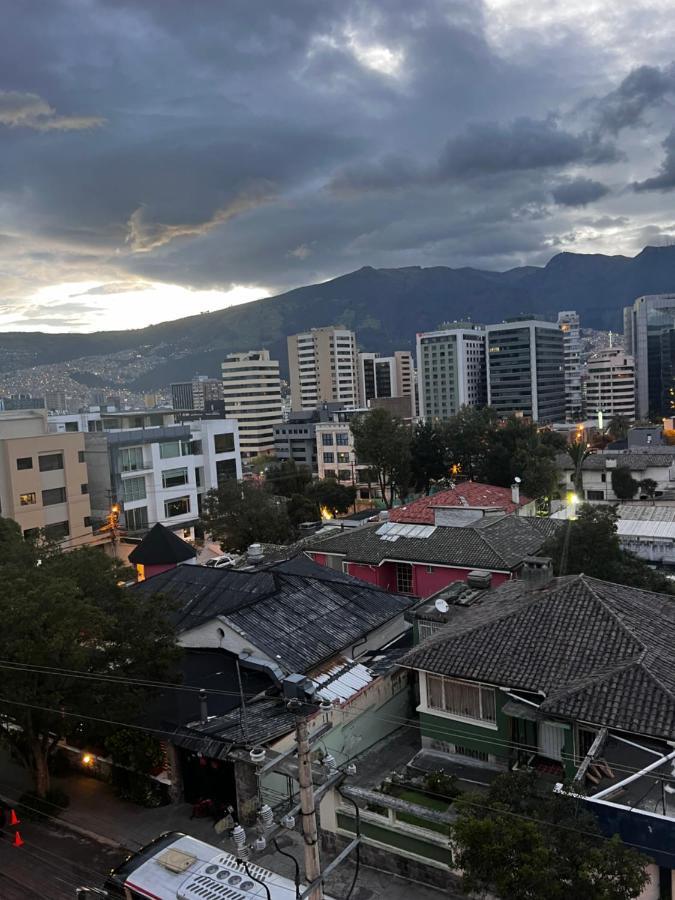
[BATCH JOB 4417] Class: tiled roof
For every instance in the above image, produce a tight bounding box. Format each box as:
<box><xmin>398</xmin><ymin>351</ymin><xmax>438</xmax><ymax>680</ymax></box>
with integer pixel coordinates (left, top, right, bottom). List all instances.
<box><xmin>401</xmin><ymin>574</ymin><xmax>675</xmax><ymax>740</ymax></box>
<box><xmin>556</xmin><ymin>452</ymin><xmax>675</xmax><ymax>472</ymax></box>
<box><xmin>389</xmin><ymin>483</ymin><xmax>531</xmax><ymax>524</ymax></box>
<box><xmin>133</xmin><ymin>561</ymin><xmax>414</xmax><ymax>674</ymax></box>
<box><xmin>170</xmin><ymin>698</ymin><xmax>296</xmax><ymax>754</ymax></box>
<box><xmin>306</xmin><ymin>515</ymin><xmax>557</xmax><ymax>571</ymax></box>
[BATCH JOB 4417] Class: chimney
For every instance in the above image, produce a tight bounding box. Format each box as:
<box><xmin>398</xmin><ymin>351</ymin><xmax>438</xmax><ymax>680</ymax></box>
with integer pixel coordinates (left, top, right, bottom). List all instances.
<box><xmin>511</xmin><ymin>479</ymin><xmax>520</xmax><ymax>507</ymax></box>
<box><xmin>247</xmin><ymin>543</ymin><xmax>263</xmax><ymax>564</ymax></box>
<box><xmin>199</xmin><ymin>688</ymin><xmax>208</xmax><ymax>725</ymax></box>
<box><xmin>520</xmin><ymin>557</ymin><xmax>553</xmax><ymax>590</ymax></box>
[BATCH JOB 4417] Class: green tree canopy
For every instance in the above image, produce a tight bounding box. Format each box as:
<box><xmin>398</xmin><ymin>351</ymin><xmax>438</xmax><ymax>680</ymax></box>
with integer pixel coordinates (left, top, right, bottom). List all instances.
<box><xmin>567</xmin><ymin>440</ymin><xmax>591</xmax><ymax>496</ymax></box>
<box><xmin>453</xmin><ymin>771</ymin><xmax>648</xmax><ymax>900</ymax></box>
<box><xmin>305</xmin><ymin>478</ymin><xmax>356</xmax><ymax>516</ymax></box>
<box><xmin>351</xmin><ymin>408</ymin><xmax>411</xmax><ymax>508</ymax></box>
<box><xmin>542</xmin><ymin>504</ymin><xmax>674</xmax><ymax>593</ymax></box>
<box><xmin>264</xmin><ymin>460</ymin><xmax>312</xmax><ymax>497</ymax></box>
<box><xmin>481</xmin><ymin>416</ymin><xmax>560</xmax><ymax>500</ymax></box>
<box><xmin>611</xmin><ymin>466</ymin><xmax>640</xmax><ymax>500</ymax></box>
<box><xmin>0</xmin><ymin>523</ymin><xmax>179</xmax><ymax>797</ymax></box>
<box><xmin>442</xmin><ymin>405</ymin><xmax>499</xmax><ymax>481</ymax></box>
<box><xmin>201</xmin><ymin>480</ymin><xmax>294</xmax><ymax>551</ymax></box>
<box><xmin>410</xmin><ymin>420</ymin><xmax>447</xmax><ymax>494</ymax></box>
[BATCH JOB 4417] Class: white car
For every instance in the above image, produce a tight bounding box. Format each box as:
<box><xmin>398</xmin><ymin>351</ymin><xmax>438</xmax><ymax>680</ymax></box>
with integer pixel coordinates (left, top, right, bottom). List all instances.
<box><xmin>203</xmin><ymin>554</ymin><xmax>237</xmax><ymax>569</ymax></box>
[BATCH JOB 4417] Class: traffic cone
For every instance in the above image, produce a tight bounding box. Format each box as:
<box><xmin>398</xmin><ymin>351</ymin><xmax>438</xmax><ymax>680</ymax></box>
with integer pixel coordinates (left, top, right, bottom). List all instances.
<box><xmin>9</xmin><ymin>809</ymin><xmax>19</xmax><ymax>826</ymax></box>
<box><xmin>12</xmin><ymin>831</ymin><xmax>24</xmax><ymax>848</ymax></box>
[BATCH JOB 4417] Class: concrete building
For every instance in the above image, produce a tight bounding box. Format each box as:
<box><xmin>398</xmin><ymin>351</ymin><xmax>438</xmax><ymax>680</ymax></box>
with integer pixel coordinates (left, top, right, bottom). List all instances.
<box><xmin>556</xmin><ymin>451</ymin><xmax>675</xmax><ymax>503</ymax></box>
<box><xmin>557</xmin><ymin>310</ymin><xmax>583</xmax><ymax>420</ymax></box>
<box><xmin>273</xmin><ymin>403</ymin><xmax>346</xmax><ymax>472</ymax></box>
<box><xmin>0</xmin><ymin>409</ymin><xmax>95</xmax><ymax>548</ymax></box>
<box><xmin>170</xmin><ymin>382</ymin><xmax>194</xmax><ymax>411</ymax></box>
<box><xmin>287</xmin><ymin>327</ymin><xmax>358</xmax><ymax>411</ymax></box>
<box><xmin>624</xmin><ymin>293</ymin><xmax>675</xmax><ymax>419</ymax></box>
<box><xmin>584</xmin><ymin>347</ymin><xmax>636</xmax><ymax>422</ymax></box>
<box><xmin>48</xmin><ymin>408</ymin><xmax>241</xmax><ymax>538</ymax></box>
<box><xmin>221</xmin><ymin>350</ymin><xmax>283</xmax><ymax>459</ymax></box>
<box><xmin>357</xmin><ymin>351</ymin><xmax>414</xmax><ymax>413</ymax></box>
<box><xmin>315</xmin><ymin>410</ymin><xmax>381</xmax><ymax>502</ymax></box>
<box><xmin>171</xmin><ymin>375</ymin><xmax>223</xmax><ymax>412</ymax></box>
<box><xmin>486</xmin><ymin>319</ymin><xmax>565</xmax><ymax>423</ymax></box>
<box><xmin>416</xmin><ymin>326</ymin><xmax>486</xmax><ymax>421</ymax></box>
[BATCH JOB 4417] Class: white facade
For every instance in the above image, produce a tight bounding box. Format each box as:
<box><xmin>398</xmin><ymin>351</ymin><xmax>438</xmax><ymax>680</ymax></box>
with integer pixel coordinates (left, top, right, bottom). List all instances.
<box><xmin>557</xmin><ymin>310</ymin><xmax>583</xmax><ymax>420</ymax></box>
<box><xmin>288</xmin><ymin>327</ymin><xmax>358</xmax><ymax>411</ymax></box>
<box><xmin>584</xmin><ymin>348</ymin><xmax>636</xmax><ymax>422</ymax></box>
<box><xmin>221</xmin><ymin>350</ymin><xmax>282</xmax><ymax>458</ymax></box>
<box><xmin>315</xmin><ymin>419</ymin><xmax>381</xmax><ymax>501</ymax></box>
<box><xmin>416</xmin><ymin>327</ymin><xmax>486</xmax><ymax>420</ymax></box>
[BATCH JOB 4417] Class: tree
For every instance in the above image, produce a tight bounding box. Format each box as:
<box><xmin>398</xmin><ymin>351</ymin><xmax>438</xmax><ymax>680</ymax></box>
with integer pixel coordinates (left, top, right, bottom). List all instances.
<box><xmin>351</xmin><ymin>408</ymin><xmax>411</xmax><ymax>508</ymax></box>
<box><xmin>482</xmin><ymin>416</ymin><xmax>560</xmax><ymax>500</ymax></box>
<box><xmin>0</xmin><ymin>524</ymin><xmax>178</xmax><ymax>798</ymax></box>
<box><xmin>410</xmin><ymin>421</ymin><xmax>447</xmax><ymax>494</ymax></box>
<box><xmin>452</xmin><ymin>771</ymin><xmax>648</xmax><ymax>900</ymax></box>
<box><xmin>305</xmin><ymin>478</ymin><xmax>356</xmax><ymax>516</ymax></box>
<box><xmin>607</xmin><ymin>415</ymin><xmax>630</xmax><ymax>442</ymax></box>
<box><xmin>611</xmin><ymin>466</ymin><xmax>639</xmax><ymax>500</ymax></box>
<box><xmin>442</xmin><ymin>406</ymin><xmax>499</xmax><ymax>481</ymax></box>
<box><xmin>286</xmin><ymin>493</ymin><xmax>320</xmax><ymax>526</ymax></box>
<box><xmin>567</xmin><ymin>440</ymin><xmax>591</xmax><ymax>496</ymax></box>
<box><xmin>201</xmin><ymin>480</ymin><xmax>294</xmax><ymax>550</ymax></box>
<box><xmin>640</xmin><ymin>478</ymin><xmax>657</xmax><ymax>502</ymax></box>
<box><xmin>542</xmin><ymin>504</ymin><xmax>674</xmax><ymax>593</ymax></box>
<box><xmin>264</xmin><ymin>460</ymin><xmax>312</xmax><ymax>497</ymax></box>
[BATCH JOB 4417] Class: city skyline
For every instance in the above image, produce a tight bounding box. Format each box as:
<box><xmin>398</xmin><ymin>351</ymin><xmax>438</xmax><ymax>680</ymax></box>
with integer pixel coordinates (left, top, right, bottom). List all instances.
<box><xmin>2</xmin><ymin>1</ymin><xmax>675</xmax><ymax>331</ymax></box>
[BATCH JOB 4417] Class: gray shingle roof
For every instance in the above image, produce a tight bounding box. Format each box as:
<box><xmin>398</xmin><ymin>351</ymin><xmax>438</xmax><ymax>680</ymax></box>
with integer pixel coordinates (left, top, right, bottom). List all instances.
<box><xmin>306</xmin><ymin>515</ymin><xmax>557</xmax><ymax>571</ymax></box>
<box><xmin>401</xmin><ymin>575</ymin><xmax>675</xmax><ymax>740</ymax></box>
<box><xmin>556</xmin><ymin>452</ymin><xmax>675</xmax><ymax>472</ymax></box>
<box><xmin>170</xmin><ymin>698</ymin><xmax>296</xmax><ymax>754</ymax></box>
<box><xmin>133</xmin><ymin>562</ymin><xmax>414</xmax><ymax>674</ymax></box>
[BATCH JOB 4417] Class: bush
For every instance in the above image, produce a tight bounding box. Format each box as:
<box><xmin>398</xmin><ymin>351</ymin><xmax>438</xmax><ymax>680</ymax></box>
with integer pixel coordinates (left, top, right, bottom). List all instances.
<box><xmin>18</xmin><ymin>788</ymin><xmax>69</xmax><ymax>822</ymax></box>
<box><xmin>424</xmin><ymin>770</ymin><xmax>460</xmax><ymax>800</ymax></box>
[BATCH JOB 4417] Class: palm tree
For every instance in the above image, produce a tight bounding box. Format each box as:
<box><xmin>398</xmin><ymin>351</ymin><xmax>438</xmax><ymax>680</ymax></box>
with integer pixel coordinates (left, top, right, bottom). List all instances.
<box><xmin>567</xmin><ymin>440</ymin><xmax>591</xmax><ymax>498</ymax></box>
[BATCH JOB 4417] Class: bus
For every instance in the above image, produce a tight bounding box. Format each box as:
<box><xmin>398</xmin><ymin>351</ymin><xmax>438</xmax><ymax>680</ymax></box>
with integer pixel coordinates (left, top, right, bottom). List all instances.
<box><xmin>76</xmin><ymin>831</ymin><xmax>320</xmax><ymax>899</ymax></box>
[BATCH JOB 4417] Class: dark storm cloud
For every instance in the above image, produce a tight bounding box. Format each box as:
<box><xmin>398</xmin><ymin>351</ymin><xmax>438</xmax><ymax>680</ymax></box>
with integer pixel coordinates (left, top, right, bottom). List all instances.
<box><xmin>1</xmin><ymin>0</ymin><xmax>675</xmax><ymax>327</ymax></box>
<box><xmin>551</xmin><ymin>177</ymin><xmax>611</xmax><ymax>207</ymax></box>
<box><xmin>634</xmin><ymin>129</ymin><xmax>675</xmax><ymax>192</ymax></box>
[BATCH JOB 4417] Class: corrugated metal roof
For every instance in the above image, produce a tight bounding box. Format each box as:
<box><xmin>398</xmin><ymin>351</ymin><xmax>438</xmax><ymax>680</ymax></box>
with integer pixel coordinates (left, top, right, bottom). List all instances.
<box><xmin>310</xmin><ymin>657</ymin><xmax>374</xmax><ymax>703</ymax></box>
<box><xmin>617</xmin><ymin>520</ymin><xmax>675</xmax><ymax>539</ymax></box>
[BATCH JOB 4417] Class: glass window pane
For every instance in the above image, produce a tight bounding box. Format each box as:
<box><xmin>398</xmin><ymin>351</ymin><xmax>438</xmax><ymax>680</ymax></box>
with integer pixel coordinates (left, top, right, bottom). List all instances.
<box><xmin>122</xmin><ymin>476</ymin><xmax>146</xmax><ymax>502</ymax></box>
<box><xmin>38</xmin><ymin>453</ymin><xmax>64</xmax><ymax>472</ymax></box>
<box><xmin>444</xmin><ymin>680</ymin><xmax>481</xmax><ymax>720</ymax></box>
<box><xmin>42</xmin><ymin>487</ymin><xmax>67</xmax><ymax>506</ymax></box>
<box><xmin>161</xmin><ymin>467</ymin><xmax>188</xmax><ymax>488</ymax></box>
<box><xmin>427</xmin><ymin>675</ymin><xmax>444</xmax><ymax>710</ymax></box>
<box><xmin>481</xmin><ymin>687</ymin><xmax>496</xmax><ymax>723</ymax></box>
<box><xmin>214</xmin><ymin>433</ymin><xmax>234</xmax><ymax>453</ymax></box>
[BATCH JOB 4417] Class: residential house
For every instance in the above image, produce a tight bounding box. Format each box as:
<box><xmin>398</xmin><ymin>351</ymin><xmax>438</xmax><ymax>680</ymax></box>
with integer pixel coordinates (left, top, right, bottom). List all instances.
<box><xmin>388</xmin><ymin>482</ymin><xmax>536</xmax><ymax>525</ymax></box>
<box><xmin>132</xmin><ymin>555</ymin><xmax>416</xmax><ymax>821</ymax></box>
<box><xmin>557</xmin><ymin>450</ymin><xmax>675</xmax><ymax>502</ymax></box>
<box><xmin>304</xmin><ymin>515</ymin><xmax>558</xmax><ymax>598</ymax></box>
<box><xmin>400</xmin><ymin>562</ymin><xmax>675</xmax><ymax>896</ymax></box>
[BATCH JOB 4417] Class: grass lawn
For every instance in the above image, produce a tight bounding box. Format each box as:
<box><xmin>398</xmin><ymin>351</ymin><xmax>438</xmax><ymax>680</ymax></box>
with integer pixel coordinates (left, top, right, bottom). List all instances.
<box><xmin>388</xmin><ymin>786</ymin><xmax>451</xmax><ymax>835</ymax></box>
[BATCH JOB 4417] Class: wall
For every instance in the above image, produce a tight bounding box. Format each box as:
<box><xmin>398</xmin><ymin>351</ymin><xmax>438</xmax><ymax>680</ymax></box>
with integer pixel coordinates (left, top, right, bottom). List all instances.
<box><xmin>343</xmin><ymin>559</ymin><xmax>510</xmax><ymax>599</ymax></box>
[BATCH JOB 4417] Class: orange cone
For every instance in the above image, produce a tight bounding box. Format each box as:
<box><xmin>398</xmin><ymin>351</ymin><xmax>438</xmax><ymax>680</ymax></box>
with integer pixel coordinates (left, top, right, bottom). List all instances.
<box><xmin>12</xmin><ymin>831</ymin><xmax>24</xmax><ymax>848</ymax></box>
<box><xmin>9</xmin><ymin>809</ymin><xmax>19</xmax><ymax>826</ymax></box>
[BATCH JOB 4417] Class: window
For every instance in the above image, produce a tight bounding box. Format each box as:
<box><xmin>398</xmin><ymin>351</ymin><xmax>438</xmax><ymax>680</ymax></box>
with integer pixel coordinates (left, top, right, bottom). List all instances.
<box><xmin>214</xmin><ymin>433</ymin><xmax>235</xmax><ymax>453</ymax></box>
<box><xmin>19</xmin><ymin>492</ymin><xmax>37</xmax><ymax>506</ymax></box>
<box><xmin>119</xmin><ymin>446</ymin><xmax>144</xmax><ymax>472</ymax></box>
<box><xmin>323</xmin><ymin>452</ymin><xmax>335</xmax><ymax>464</ymax></box>
<box><xmin>125</xmin><ymin>506</ymin><xmax>148</xmax><ymax>532</ymax></box>
<box><xmin>586</xmin><ymin>490</ymin><xmax>604</xmax><ymax>501</ymax></box>
<box><xmin>425</xmin><ymin>674</ymin><xmax>496</xmax><ymax>724</ymax></box>
<box><xmin>336</xmin><ymin>432</ymin><xmax>350</xmax><ymax>446</ymax></box>
<box><xmin>38</xmin><ymin>453</ymin><xmax>63</xmax><ymax>472</ymax></box>
<box><xmin>216</xmin><ymin>458</ymin><xmax>237</xmax><ymax>486</ymax></box>
<box><xmin>321</xmin><ymin>433</ymin><xmax>334</xmax><ymax>446</ymax></box>
<box><xmin>84</xmin><ymin>516</ymin><xmax>92</xmax><ymax>528</ymax></box>
<box><xmin>23</xmin><ymin>527</ymin><xmax>40</xmax><ymax>541</ymax></box>
<box><xmin>122</xmin><ymin>476</ymin><xmax>146</xmax><ymax>503</ymax></box>
<box><xmin>78</xmin><ymin>450</ymin><xmax>85</xmax><ymax>463</ymax></box>
<box><xmin>16</xmin><ymin>457</ymin><xmax>33</xmax><ymax>471</ymax></box>
<box><xmin>337</xmin><ymin>452</ymin><xmax>350</xmax><ymax>464</ymax></box>
<box><xmin>195</xmin><ymin>466</ymin><xmax>204</xmax><ymax>488</ymax></box>
<box><xmin>162</xmin><ymin>467</ymin><xmax>188</xmax><ymax>488</ymax></box>
<box><xmin>44</xmin><ymin>520</ymin><xmax>70</xmax><ymax>541</ymax></box>
<box><xmin>160</xmin><ymin>440</ymin><xmax>191</xmax><ymax>459</ymax></box>
<box><xmin>165</xmin><ymin>496</ymin><xmax>190</xmax><ymax>518</ymax></box>
<box><xmin>395</xmin><ymin>562</ymin><xmax>413</xmax><ymax>594</ymax></box>
<box><xmin>65</xmin><ymin>422</ymin><xmax>78</xmax><ymax>432</ymax></box>
<box><xmin>417</xmin><ymin>620</ymin><xmax>446</xmax><ymax>641</ymax></box>
<box><xmin>81</xmin><ymin>483</ymin><xmax>89</xmax><ymax>494</ymax></box>
<box><xmin>338</xmin><ymin>469</ymin><xmax>351</xmax><ymax>481</ymax></box>
<box><xmin>42</xmin><ymin>487</ymin><xmax>67</xmax><ymax>506</ymax></box>
<box><xmin>324</xmin><ymin>469</ymin><xmax>336</xmax><ymax>479</ymax></box>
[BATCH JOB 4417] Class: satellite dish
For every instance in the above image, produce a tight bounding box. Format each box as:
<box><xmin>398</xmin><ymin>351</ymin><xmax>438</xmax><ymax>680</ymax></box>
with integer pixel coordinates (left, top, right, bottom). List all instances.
<box><xmin>514</xmin><ymin>476</ymin><xmax>522</xmax><ymax>484</ymax></box>
<box><xmin>434</xmin><ymin>598</ymin><xmax>449</xmax><ymax>613</ymax></box>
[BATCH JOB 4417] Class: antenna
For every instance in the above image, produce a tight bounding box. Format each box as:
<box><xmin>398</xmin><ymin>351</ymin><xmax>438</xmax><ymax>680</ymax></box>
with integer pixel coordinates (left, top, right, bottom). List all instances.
<box><xmin>434</xmin><ymin>598</ymin><xmax>449</xmax><ymax>613</ymax></box>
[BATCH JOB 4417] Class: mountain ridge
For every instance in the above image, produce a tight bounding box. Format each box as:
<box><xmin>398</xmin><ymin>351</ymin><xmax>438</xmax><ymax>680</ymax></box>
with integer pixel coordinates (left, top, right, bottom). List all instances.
<box><xmin>2</xmin><ymin>245</ymin><xmax>675</xmax><ymax>388</ymax></box>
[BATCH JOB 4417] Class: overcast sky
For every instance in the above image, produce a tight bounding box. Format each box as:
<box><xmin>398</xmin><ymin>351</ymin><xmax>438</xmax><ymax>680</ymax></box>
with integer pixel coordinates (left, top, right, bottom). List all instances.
<box><xmin>2</xmin><ymin>0</ymin><xmax>675</xmax><ymax>332</ymax></box>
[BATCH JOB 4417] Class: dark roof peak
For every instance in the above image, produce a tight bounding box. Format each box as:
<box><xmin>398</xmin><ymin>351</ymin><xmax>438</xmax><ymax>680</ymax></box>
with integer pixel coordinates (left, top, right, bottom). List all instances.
<box><xmin>128</xmin><ymin>523</ymin><xmax>197</xmax><ymax>565</ymax></box>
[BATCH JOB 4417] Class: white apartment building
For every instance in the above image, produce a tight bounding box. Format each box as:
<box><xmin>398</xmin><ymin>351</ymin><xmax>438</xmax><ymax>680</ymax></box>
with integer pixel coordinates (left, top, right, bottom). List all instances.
<box><xmin>557</xmin><ymin>310</ymin><xmax>583</xmax><ymax>420</ymax></box>
<box><xmin>221</xmin><ymin>350</ymin><xmax>283</xmax><ymax>458</ymax></box>
<box><xmin>48</xmin><ymin>409</ymin><xmax>241</xmax><ymax>539</ymax></box>
<box><xmin>583</xmin><ymin>348</ymin><xmax>636</xmax><ymax>423</ymax></box>
<box><xmin>288</xmin><ymin>327</ymin><xmax>358</xmax><ymax>411</ymax></box>
<box><xmin>357</xmin><ymin>351</ymin><xmax>414</xmax><ymax>413</ymax></box>
<box><xmin>416</xmin><ymin>327</ymin><xmax>486</xmax><ymax>420</ymax></box>
<box><xmin>314</xmin><ymin>417</ymin><xmax>380</xmax><ymax>502</ymax></box>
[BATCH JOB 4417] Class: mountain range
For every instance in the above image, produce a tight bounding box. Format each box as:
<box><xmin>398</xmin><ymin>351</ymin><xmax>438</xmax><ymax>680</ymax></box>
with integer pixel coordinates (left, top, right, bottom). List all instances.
<box><xmin>3</xmin><ymin>244</ymin><xmax>675</xmax><ymax>389</ymax></box>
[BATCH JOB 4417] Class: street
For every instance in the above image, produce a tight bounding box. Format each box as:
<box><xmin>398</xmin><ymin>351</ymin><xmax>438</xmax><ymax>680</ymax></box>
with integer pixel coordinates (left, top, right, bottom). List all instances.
<box><xmin>0</xmin><ymin>818</ymin><xmax>125</xmax><ymax>899</ymax></box>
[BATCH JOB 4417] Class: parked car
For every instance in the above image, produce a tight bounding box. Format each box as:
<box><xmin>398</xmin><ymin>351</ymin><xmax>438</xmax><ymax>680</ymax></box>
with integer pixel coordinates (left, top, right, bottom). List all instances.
<box><xmin>203</xmin><ymin>554</ymin><xmax>237</xmax><ymax>569</ymax></box>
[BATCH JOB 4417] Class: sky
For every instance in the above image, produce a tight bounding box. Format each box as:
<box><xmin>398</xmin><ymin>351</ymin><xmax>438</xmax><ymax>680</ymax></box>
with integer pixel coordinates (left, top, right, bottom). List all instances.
<box><xmin>2</xmin><ymin>0</ymin><xmax>675</xmax><ymax>332</ymax></box>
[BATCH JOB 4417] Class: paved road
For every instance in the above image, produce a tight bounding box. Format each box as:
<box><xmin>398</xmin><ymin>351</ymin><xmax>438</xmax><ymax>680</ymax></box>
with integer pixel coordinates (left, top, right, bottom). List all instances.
<box><xmin>0</xmin><ymin>818</ymin><xmax>125</xmax><ymax>898</ymax></box>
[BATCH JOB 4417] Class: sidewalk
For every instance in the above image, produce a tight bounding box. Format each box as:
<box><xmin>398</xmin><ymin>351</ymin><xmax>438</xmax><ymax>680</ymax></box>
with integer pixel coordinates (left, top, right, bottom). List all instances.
<box><xmin>0</xmin><ymin>752</ymin><xmax>456</xmax><ymax>899</ymax></box>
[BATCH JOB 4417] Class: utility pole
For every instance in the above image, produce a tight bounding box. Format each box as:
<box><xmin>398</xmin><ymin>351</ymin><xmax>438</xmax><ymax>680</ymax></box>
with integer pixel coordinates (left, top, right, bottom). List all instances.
<box><xmin>295</xmin><ymin>710</ymin><xmax>323</xmax><ymax>900</ymax></box>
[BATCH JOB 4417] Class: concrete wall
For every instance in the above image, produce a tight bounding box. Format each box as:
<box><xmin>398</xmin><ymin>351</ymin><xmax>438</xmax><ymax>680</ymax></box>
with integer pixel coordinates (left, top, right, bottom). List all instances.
<box><xmin>342</xmin><ymin>559</ymin><xmax>510</xmax><ymax>598</ymax></box>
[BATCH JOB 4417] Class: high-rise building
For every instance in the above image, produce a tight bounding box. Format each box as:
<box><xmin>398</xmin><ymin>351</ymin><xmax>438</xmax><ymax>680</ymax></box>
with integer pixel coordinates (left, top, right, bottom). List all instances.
<box><xmin>192</xmin><ymin>375</ymin><xmax>223</xmax><ymax>411</ymax></box>
<box><xmin>45</xmin><ymin>390</ymin><xmax>67</xmax><ymax>414</ymax></box>
<box><xmin>357</xmin><ymin>351</ymin><xmax>414</xmax><ymax>413</ymax></box>
<box><xmin>287</xmin><ymin>327</ymin><xmax>358</xmax><ymax>411</ymax></box>
<box><xmin>557</xmin><ymin>310</ymin><xmax>583</xmax><ymax>421</ymax></box>
<box><xmin>624</xmin><ymin>294</ymin><xmax>675</xmax><ymax>419</ymax></box>
<box><xmin>171</xmin><ymin>382</ymin><xmax>194</xmax><ymax>411</ymax></box>
<box><xmin>486</xmin><ymin>319</ymin><xmax>565</xmax><ymax>423</ymax></box>
<box><xmin>416</xmin><ymin>326</ymin><xmax>486</xmax><ymax>420</ymax></box>
<box><xmin>583</xmin><ymin>348</ymin><xmax>636</xmax><ymax>423</ymax></box>
<box><xmin>221</xmin><ymin>350</ymin><xmax>283</xmax><ymax>458</ymax></box>
<box><xmin>0</xmin><ymin>409</ymin><xmax>95</xmax><ymax>548</ymax></box>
